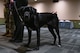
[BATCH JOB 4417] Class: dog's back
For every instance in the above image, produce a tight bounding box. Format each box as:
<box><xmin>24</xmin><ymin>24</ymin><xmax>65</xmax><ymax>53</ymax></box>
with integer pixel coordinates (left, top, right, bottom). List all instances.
<box><xmin>37</xmin><ymin>13</ymin><xmax>59</xmax><ymax>27</ymax></box>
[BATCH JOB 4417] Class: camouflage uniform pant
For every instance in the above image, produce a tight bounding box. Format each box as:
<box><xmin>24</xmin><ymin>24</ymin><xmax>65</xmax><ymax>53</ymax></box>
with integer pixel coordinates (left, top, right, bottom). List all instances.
<box><xmin>3</xmin><ymin>7</ymin><xmax>15</xmax><ymax>37</ymax></box>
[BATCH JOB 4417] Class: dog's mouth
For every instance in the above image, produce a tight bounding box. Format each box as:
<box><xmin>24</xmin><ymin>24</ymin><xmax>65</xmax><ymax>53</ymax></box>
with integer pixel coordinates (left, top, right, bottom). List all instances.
<box><xmin>24</xmin><ymin>11</ymin><xmax>30</xmax><ymax>17</ymax></box>
<box><xmin>23</xmin><ymin>11</ymin><xmax>31</xmax><ymax>21</ymax></box>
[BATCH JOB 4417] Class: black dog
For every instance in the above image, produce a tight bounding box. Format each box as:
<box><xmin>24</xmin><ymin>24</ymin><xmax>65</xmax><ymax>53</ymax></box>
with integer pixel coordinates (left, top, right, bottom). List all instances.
<box><xmin>19</xmin><ymin>6</ymin><xmax>61</xmax><ymax>50</ymax></box>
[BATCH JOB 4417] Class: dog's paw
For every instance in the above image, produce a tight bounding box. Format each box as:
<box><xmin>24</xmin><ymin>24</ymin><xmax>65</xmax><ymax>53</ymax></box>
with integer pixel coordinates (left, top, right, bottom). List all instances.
<box><xmin>57</xmin><ymin>45</ymin><xmax>61</xmax><ymax>47</ymax></box>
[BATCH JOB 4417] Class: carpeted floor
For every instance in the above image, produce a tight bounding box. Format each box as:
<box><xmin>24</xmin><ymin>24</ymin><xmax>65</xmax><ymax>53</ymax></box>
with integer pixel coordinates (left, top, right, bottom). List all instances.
<box><xmin>0</xmin><ymin>25</ymin><xmax>80</xmax><ymax>53</ymax></box>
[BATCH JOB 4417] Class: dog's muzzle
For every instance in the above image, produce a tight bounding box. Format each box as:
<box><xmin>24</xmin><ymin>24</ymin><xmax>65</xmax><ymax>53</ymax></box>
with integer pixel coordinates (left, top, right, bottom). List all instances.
<box><xmin>24</xmin><ymin>11</ymin><xmax>30</xmax><ymax>21</ymax></box>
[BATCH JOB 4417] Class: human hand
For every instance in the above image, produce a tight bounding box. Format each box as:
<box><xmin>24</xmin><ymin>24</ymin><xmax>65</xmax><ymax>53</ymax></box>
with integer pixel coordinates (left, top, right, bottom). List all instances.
<box><xmin>10</xmin><ymin>0</ymin><xmax>14</xmax><ymax>3</ymax></box>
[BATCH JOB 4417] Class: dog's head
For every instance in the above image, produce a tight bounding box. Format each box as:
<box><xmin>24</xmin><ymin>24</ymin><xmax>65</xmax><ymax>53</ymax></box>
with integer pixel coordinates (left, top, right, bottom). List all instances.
<box><xmin>19</xmin><ymin>6</ymin><xmax>37</xmax><ymax>22</ymax></box>
<box><xmin>18</xmin><ymin>6</ymin><xmax>31</xmax><ymax>22</ymax></box>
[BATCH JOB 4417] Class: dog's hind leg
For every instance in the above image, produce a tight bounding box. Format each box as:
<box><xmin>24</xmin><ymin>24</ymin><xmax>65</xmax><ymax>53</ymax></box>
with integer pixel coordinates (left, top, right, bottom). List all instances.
<box><xmin>54</xmin><ymin>27</ymin><xmax>61</xmax><ymax>47</ymax></box>
<box><xmin>47</xmin><ymin>25</ymin><xmax>57</xmax><ymax>45</ymax></box>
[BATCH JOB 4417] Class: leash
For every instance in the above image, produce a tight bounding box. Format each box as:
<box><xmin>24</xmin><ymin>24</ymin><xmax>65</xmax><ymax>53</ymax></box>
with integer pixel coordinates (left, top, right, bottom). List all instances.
<box><xmin>13</xmin><ymin>2</ymin><xmax>24</xmax><ymax>25</ymax></box>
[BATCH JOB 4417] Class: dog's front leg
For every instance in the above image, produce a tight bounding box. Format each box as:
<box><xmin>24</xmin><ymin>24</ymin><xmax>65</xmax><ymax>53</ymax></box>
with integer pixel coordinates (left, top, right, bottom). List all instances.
<box><xmin>28</xmin><ymin>28</ymin><xmax>32</xmax><ymax>47</ymax></box>
<box><xmin>34</xmin><ymin>28</ymin><xmax>40</xmax><ymax>50</ymax></box>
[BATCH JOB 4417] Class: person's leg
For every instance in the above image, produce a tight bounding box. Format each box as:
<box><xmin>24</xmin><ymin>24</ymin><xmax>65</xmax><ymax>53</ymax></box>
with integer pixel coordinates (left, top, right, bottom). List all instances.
<box><xmin>9</xmin><ymin>12</ymin><xmax>24</xmax><ymax>43</ymax></box>
<box><xmin>6</xmin><ymin>14</ymin><xmax>15</xmax><ymax>37</ymax></box>
<box><xmin>2</xmin><ymin>8</ymin><xmax>9</xmax><ymax>36</ymax></box>
<box><xmin>14</xmin><ymin>23</ymin><xmax>24</xmax><ymax>41</ymax></box>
